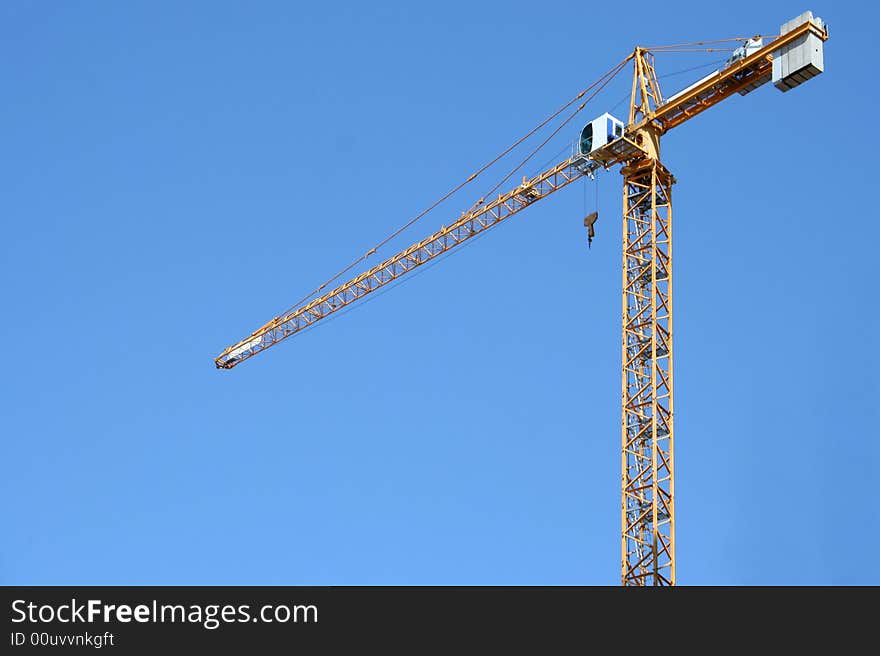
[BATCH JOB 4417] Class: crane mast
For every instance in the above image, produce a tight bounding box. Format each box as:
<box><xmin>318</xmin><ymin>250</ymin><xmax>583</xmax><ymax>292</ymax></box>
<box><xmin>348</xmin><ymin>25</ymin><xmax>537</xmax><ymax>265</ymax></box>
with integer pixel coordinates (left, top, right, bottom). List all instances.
<box><xmin>215</xmin><ymin>13</ymin><xmax>829</xmax><ymax>585</ymax></box>
<box><xmin>620</xmin><ymin>49</ymin><xmax>675</xmax><ymax>585</ymax></box>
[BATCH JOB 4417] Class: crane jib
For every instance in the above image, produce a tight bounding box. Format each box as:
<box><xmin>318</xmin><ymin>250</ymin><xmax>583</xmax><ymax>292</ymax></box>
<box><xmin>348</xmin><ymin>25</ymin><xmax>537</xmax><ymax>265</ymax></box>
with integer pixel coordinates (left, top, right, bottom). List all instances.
<box><xmin>215</xmin><ymin>155</ymin><xmax>596</xmax><ymax>368</ymax></box>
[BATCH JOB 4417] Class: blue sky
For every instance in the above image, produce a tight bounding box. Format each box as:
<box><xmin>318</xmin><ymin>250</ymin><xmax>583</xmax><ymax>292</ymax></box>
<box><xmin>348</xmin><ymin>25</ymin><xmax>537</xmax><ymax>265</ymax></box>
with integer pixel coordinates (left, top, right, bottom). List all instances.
<box><xmin>1</xmin><ymin>1</ymin><xmax>876</xmax><ymax>585</ymax></box>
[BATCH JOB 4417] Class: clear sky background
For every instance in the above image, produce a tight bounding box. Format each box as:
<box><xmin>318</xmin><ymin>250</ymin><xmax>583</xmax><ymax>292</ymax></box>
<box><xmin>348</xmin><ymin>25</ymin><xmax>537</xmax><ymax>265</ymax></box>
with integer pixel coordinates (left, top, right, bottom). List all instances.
<box><xmin>2</xmin><ymin>1</ymin><xmax>876</xmax><ymax>585</ymax></box>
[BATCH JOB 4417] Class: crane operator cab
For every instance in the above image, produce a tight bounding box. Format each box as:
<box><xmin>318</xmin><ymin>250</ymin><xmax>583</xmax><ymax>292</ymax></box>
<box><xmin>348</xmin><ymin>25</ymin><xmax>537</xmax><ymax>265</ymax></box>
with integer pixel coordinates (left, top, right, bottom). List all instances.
<box><xmin>578</xmin><ymin>112</ymin><xmax>625</xmax><ymax>157</ymax></box>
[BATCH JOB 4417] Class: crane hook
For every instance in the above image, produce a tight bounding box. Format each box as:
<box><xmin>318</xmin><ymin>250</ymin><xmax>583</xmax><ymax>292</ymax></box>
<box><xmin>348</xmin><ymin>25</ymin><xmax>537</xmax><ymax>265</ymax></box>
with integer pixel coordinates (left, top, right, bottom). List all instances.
<box><xmin>584</xmin><ymin>211</ymin><xmax>599</xmax><ymax>249</ymax></box>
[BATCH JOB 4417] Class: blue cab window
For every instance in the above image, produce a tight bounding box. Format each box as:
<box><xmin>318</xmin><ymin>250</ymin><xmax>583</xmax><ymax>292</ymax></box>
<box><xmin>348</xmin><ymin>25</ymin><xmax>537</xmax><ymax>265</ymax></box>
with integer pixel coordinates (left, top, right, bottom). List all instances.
<box><xmin>580</xmin><ymin>123</ymin><xmax>593</xmax><ymax>154</ymax></box>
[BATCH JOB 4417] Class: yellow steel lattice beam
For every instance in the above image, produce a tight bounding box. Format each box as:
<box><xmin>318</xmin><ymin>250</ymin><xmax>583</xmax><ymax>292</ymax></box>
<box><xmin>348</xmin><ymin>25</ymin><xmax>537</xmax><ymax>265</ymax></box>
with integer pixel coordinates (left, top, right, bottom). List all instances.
<box><xmin>215</xmin><ymin>157</ymin><xmax>591</xmax><ymax>368</ymax></box>
<box><xmin>621</xmin><ymin>157</ymin><xmax>675</xmax><ymax>586</ymax></box>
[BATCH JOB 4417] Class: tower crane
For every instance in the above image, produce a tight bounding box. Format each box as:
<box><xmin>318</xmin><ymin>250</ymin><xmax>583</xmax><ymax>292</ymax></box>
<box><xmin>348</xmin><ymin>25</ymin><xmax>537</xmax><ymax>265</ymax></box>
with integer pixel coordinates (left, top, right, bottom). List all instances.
<box><xmin>215</xmin><ymin>11</ymin><xmax>829</xmax><ymax>586</ymax></box>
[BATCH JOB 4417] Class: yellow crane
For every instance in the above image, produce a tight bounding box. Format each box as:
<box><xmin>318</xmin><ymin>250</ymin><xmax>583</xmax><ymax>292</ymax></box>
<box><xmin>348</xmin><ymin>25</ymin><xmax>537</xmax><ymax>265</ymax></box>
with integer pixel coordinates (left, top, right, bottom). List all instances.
<box><xmin>215</xmin><ymin>12</ymin><xmax>829</xmax><ymax>586</ymax></box>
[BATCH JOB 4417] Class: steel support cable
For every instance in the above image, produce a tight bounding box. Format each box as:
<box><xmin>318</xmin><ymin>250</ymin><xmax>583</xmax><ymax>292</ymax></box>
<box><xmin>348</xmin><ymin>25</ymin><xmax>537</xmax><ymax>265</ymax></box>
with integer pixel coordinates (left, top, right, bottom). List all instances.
<box><xmin>468</xmin><ymin>56</ymin><xmax>630</xmax><ymax>212</ymax></box>
<box><xmin>648</xmin><ymin>48</ymin><xmax>736</xmax><ymax>53</ymax></box>
<box><xmin>262</xmin><ymin>63</ymin><xmax>628</xmax><ymax>349</ymax></box>
<box><xmin>657</xmin><ymin>59</ymin><xmax>727</xmax><ymax>79</ymax></box>
<box><xmin>275</xmin><ymin>55</ymin><xmax>633</xmax><ymax>320</ymax></box>
<box><xmin>283</xmin><ymin>61</ymin><xmax>626</xmax><ymax>342</ymax></box>
<box><xmin>608</xmin><ymin>58</ymin><xmax>726</xmax><ymax>114</ymax></box>
<box><xmin>644</xmin><ymin>35</ymin><xmax>778</xmax><ymax>50</ymax></box>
